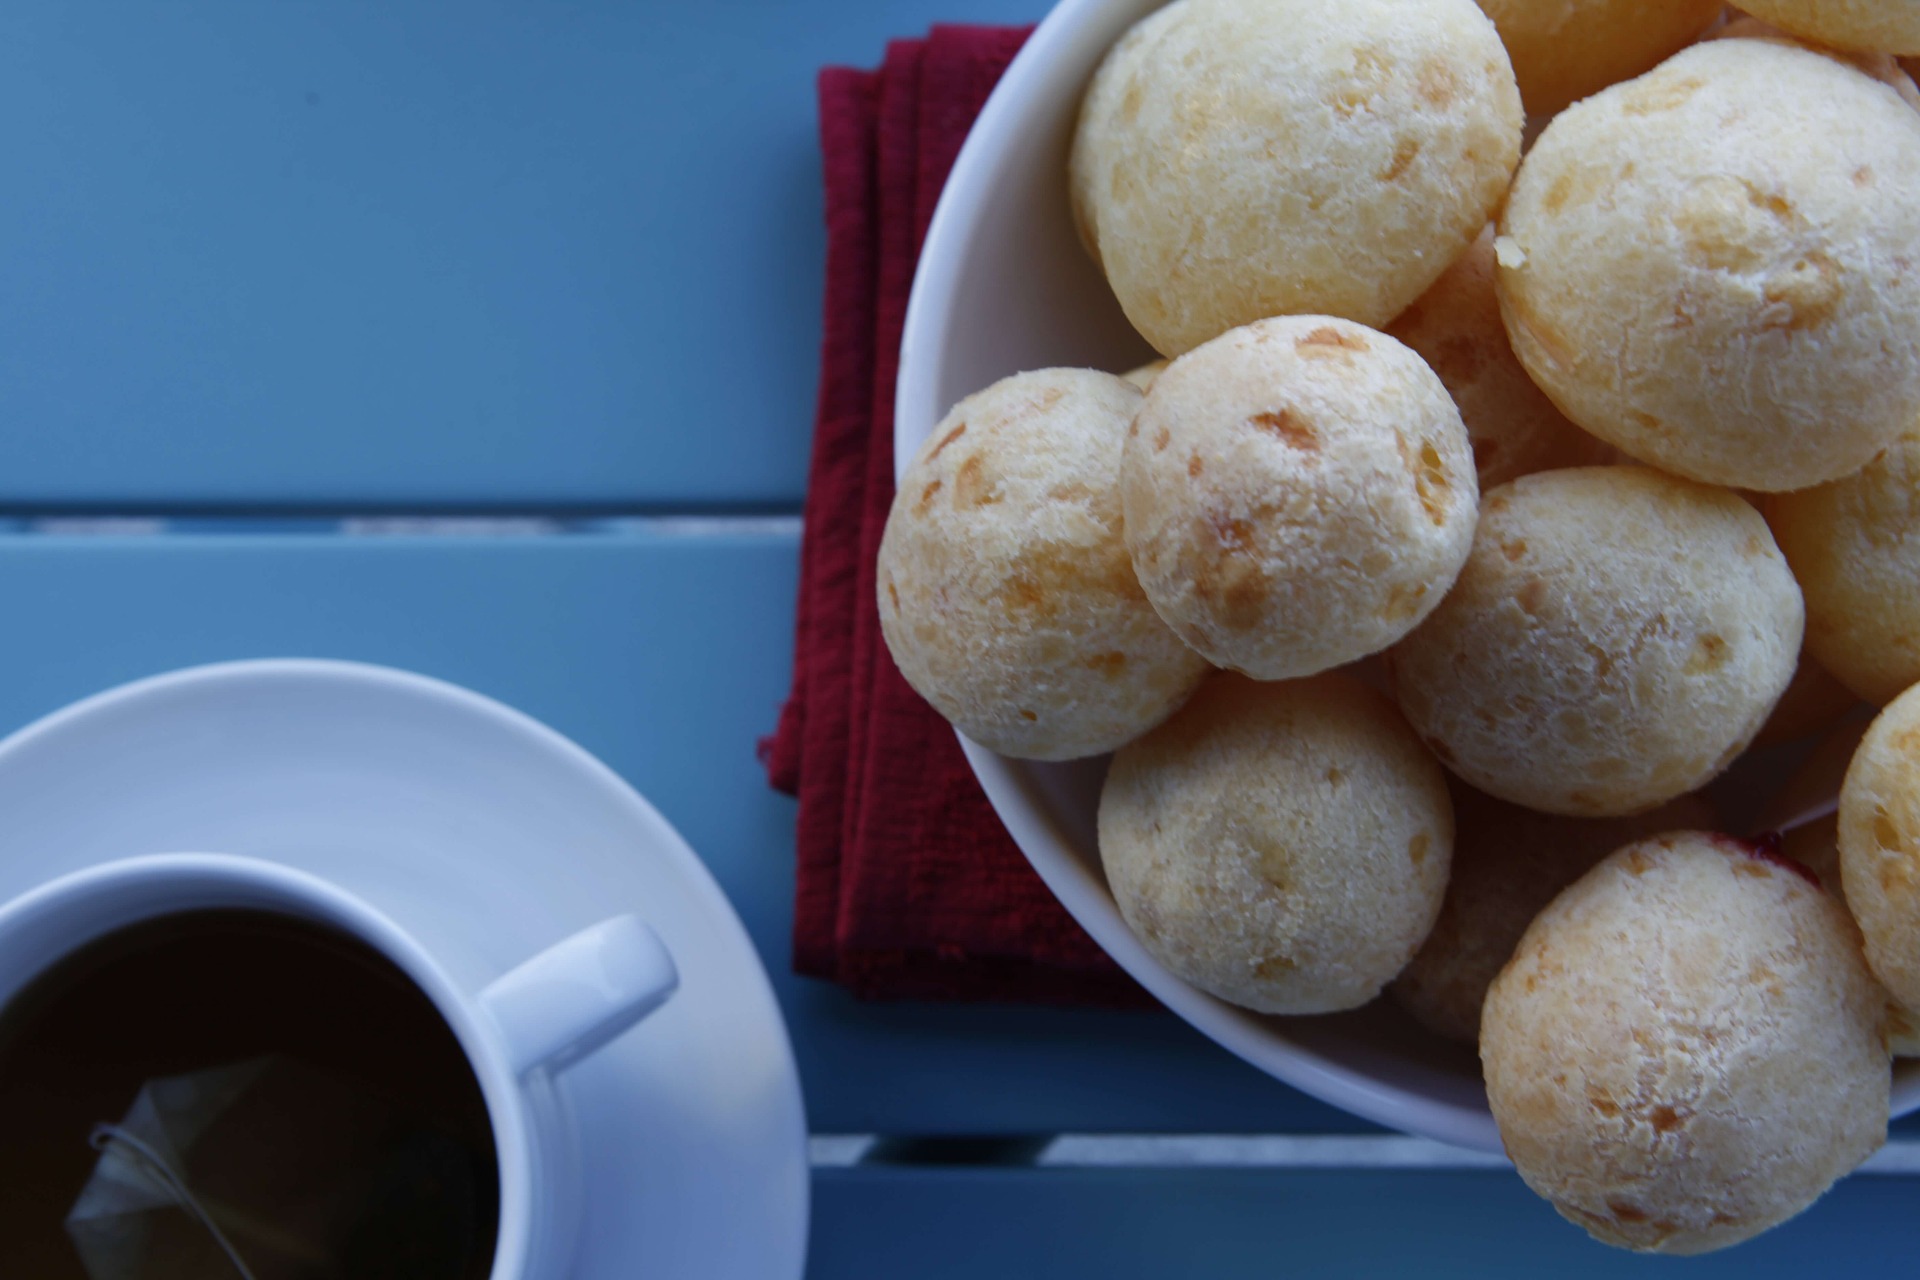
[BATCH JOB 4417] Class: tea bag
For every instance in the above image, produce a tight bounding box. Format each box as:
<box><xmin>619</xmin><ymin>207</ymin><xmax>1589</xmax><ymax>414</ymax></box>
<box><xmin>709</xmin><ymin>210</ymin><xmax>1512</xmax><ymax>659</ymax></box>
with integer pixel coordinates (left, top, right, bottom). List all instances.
<box><xmin>65</xmin><ymin>1056</ymin><xmax>491</xmax><ymax>1280</ymax></box>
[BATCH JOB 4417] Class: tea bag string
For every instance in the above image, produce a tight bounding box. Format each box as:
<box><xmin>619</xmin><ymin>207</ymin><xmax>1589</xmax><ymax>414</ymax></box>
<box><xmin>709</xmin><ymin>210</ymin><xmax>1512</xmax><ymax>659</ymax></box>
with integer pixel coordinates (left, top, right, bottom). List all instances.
<box><xmin>89</xmin><ymin>1123</ymin><xmax>259</xmax><ymax>1280</ymax></box>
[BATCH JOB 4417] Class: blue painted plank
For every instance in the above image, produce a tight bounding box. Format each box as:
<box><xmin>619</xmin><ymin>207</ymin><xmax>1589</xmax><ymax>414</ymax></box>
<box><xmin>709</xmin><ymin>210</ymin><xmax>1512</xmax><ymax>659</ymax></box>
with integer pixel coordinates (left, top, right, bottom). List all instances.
<box><xmin>0</xmin><ymin>532</ymin><xmax>1365</xmax><ymax>1134</ymax></box>
<box><xmin>0</xmin><ymin>0</ymin><xmax>1043</xmax><ymax>509</ymax></box>
<box><xmin>811</xmin><ymin>1168</ymin><xmax>1920</xmax><ymax>1278</ymax></box>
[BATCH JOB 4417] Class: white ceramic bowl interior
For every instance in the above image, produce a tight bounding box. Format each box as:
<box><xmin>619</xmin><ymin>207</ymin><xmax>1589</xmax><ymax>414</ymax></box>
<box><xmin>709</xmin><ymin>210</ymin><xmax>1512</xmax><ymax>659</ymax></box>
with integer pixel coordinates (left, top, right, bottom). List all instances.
<box><xmin>895</xmin><ymin>0</ymin><xmax>1920</xmax><ymax>1152</ymax></box>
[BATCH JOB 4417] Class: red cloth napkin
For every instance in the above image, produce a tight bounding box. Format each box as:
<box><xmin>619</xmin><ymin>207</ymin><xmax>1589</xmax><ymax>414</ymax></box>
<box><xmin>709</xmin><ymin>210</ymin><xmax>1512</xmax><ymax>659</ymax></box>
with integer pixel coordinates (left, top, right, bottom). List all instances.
<box><xmin>761</xmin><ymin>25</ymin><xmax>1147</xmax><ymax>1007</ymax></box>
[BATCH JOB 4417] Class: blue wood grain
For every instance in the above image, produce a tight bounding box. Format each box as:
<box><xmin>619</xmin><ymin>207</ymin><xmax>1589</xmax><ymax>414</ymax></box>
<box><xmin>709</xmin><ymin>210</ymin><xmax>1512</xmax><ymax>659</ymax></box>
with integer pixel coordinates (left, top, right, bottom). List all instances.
<box><xmin>812</xmin><ymin>1167</ymin><xmax>1920</xmax><ymax>1277</ymax></box>
<box><xmin>0</xmin><ymin>1</ymin><xmax>1042</xmax><ymax>509</ymax></box>
<box><xmin>0</xmin><ymin>532</ymin><xmax>1370</xmax><ymax>1134</ymax></box>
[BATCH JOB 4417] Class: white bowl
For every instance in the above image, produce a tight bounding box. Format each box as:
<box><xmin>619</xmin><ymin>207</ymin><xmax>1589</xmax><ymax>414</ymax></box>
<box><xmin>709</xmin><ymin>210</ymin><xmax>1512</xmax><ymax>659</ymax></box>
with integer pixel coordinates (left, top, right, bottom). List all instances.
<box><xmin>895</xmin><ymin>0</ymin><xmax>1920</xmax><ymax>1152</ymax></box>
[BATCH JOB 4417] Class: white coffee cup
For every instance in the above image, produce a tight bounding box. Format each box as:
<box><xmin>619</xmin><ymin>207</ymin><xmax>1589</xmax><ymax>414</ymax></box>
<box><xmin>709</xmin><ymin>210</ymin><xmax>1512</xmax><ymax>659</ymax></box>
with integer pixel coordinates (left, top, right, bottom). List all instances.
<box><xmin>0</xmin><ymin>851</ymin><xmax>679</xmax><ymax>1280</ymax></box>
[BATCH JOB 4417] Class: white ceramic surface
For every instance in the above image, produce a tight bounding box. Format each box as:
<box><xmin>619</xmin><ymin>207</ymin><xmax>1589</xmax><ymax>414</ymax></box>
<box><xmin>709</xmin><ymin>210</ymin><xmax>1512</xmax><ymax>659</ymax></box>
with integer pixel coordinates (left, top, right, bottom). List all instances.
<box><xmin>0</xmin><ymin>660</ymin><xmax>808</xmax><ymax>1278</ymax></box>
<box><xmin>0</xmin><ymin>854</ymin><xmax>679</xmax><ymax>1280</ymax></box>
<box><xmin>894</xmin><ymin>0</ymin><xmax>1920</xmax><ymax>1152</ymax></box>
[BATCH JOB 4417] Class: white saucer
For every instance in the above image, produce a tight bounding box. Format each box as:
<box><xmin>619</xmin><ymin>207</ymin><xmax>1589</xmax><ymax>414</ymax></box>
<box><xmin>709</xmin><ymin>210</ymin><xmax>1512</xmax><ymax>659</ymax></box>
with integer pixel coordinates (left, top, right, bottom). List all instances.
<box><xmin>0</xmin><ymin>659</ymin><xmax>809</xmax><ymax>1280</ymax></box>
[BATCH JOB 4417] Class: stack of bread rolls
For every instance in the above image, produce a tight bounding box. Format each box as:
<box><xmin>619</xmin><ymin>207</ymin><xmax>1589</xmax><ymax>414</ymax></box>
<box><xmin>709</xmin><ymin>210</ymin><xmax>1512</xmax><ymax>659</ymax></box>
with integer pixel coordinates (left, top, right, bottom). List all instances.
<box><xmin>877</xmin><ymin>1</ymin><xmax>1920</xmax><ymax>1253</ymax></box>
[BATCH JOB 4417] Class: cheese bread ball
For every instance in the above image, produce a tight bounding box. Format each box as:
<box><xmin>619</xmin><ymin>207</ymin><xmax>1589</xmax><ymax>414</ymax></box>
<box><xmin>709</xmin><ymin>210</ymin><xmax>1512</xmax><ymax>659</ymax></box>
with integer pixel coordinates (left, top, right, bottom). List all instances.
<box><xmin>1752</xmin><ymin>648</ymin><xmax>1861</xmax><ymax>747</ymax></box>
<box><xmin>1755</xmin><ymin>721</ymin><xmax>1920</xmax><ymax>1054</ymax></box>
<box><xmin>1475</xmin><ymin>0</ymin><xmax>1724</xmax><ymax>116</ymax></box>
<box><xmin>1496</xmin><ymin>39</ymin><xmax>1920</xmax><ymax>491</ymax></box>
<box><xmin>1392</xmin><ymin>789</ymin><xmax>1715</xmax><ymax>1045</ymax></box>
<box><xmin>1718</xmin><ymin>14</ymin><xmax>1920</xmax><ymax>110</ymax></box>
<box><xmin>1123</xmin><ymin>316</ymin><xmax>1477</xmax><ymax>681</ymax></box>
<box><xmin>1771</xmin><ymin>430</ymin><xmax>1920</xmax><ymax>705</ymax></box>
<box><xmin>1099</xmin><ymin>672</ymin><xmax>1452</xmax><ymax>1014</ymax></box>
<box><xmin>1678</xmin><ymin>720</ymin><xmax>1919</xmax><ymax>1052</ymax></box>
<box><xmin>878</xmin><ymin>369</ymin><xmax>1210</xmax><ymax>760</ymax></box>
<box><xmin>1483</xmin><ymin>831</ymin><xmax>1890</xmax><ymax>1254</ymax></box>
<box><xmin>1839</xmin><ymin>685</ymin><xmax>1920</xmax><ymax>1011</ymax></box>
<box><xmin>1779</xmin><ymin>816</ymin><xmax>1920</xmax><ymax>1058</ymax></box>
<box><xmin>1388</xmin><ymin>226</ymin><xmax>1613</xmax><ymax>489</ymax></box>
<box><xmin>1071</xmin><ymin>0</ymin><xmax>1521</xmax><ymax>356</ymax></box>
<box><xmin>1391</xmin><ymin>467</ymin><xmax>1803</xmax><ymax>817</ymax></box>
<box><xmin>1121</xmin><ymin>359</ymin><xmax>1168</xmax><ymax>391</ymax></box>
<box><xmin>1738</xmin><ymin>0</ymin><xmax>1920</xmax><ymax>55</ymax></box>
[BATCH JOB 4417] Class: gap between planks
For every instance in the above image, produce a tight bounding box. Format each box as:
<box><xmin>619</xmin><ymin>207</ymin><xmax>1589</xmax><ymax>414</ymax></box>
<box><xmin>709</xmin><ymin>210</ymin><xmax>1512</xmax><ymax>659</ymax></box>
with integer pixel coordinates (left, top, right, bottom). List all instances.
<box><xmin>809</xmin><ymin>1134</ymin><xmax>1920</xmax><ymax>1175</ymax></box>
<box><xmin>5</xmin><ymin>515</ymin><xmax>804</xmax><ymax>538</ymax></box>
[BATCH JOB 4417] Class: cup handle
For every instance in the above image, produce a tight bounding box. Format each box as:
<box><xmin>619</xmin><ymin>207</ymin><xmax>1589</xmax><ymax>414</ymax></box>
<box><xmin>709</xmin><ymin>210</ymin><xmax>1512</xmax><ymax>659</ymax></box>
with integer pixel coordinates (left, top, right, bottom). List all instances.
<box><xmin>479</xmin><ymin>916</ymin><xmax>679</xmax><ymax>1077</ymax></box>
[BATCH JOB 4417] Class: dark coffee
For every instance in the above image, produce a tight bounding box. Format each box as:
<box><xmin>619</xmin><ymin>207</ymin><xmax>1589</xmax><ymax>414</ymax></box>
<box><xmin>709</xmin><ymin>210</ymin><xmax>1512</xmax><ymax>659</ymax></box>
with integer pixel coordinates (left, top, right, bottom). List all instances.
<box><xmin>0</xmin><ymin>910</ymin><xmax>499</xmax><ymax>1280</ymax></box>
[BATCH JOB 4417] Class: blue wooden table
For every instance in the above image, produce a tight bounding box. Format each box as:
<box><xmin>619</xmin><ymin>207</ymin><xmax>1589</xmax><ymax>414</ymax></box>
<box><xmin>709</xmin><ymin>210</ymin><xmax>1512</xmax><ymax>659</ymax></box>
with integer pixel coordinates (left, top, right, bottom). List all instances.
<box><xmin>0</xmin><ymin>3</ymin><xmax>1911</xmax><ymax>1275</ymax></box>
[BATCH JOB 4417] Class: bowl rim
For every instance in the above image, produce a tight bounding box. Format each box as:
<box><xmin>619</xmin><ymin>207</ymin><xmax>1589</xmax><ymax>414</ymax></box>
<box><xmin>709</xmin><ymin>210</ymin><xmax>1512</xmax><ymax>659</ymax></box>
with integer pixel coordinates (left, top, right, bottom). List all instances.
<box><xmin>897</xmin><ymin>0</ymin><xmax>1117</xmax><ymax>484</ymax></box>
